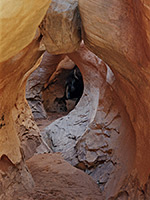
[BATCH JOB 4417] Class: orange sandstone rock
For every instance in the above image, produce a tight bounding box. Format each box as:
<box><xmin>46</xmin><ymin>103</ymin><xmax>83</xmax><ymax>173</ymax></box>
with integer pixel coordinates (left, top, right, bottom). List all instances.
<box><xmin>79</xmin><ymin>0</ymin><xmax>150</xmax><ymax>185</ymax></box>
<box><xmin>0</xmin><ymin>0</ymin><xmax>51</xmax><ymax>62</ymax></box>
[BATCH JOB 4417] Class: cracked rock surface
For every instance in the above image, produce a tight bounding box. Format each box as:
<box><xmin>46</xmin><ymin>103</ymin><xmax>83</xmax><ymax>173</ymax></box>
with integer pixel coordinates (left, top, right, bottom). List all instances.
<box><xmin>1</xmin><ymin>0</ymin><xmax>150</xmax><ymax>199</ymax></box>
<box><xmin>41</xmin><ymin>46</ymin><xmax>136</xmax><ymax>199</ymax></box>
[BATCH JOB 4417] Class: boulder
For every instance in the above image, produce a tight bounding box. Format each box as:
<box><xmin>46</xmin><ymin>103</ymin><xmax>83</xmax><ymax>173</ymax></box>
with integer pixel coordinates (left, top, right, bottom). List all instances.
<box><xmin>39</xmin><ymin>0</ymin><xmax>81</xmax><ymax>54</ymax></box>
<box><xmin>26</xmin><ymin>153</ymin><xmax>102</xmax><ymax>200</ymax></box>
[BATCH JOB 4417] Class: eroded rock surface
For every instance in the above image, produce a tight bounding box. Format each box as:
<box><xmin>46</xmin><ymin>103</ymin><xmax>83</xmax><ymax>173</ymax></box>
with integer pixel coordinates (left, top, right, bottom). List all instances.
<box><xmin>26</xmin><ymin>54</ymin><xmax>79</xmax><ymax>117</ymax></box>
<box><xmin>1</xmin><ymin>0</ymin><xmax>150</xmax><ymax>199</ymax></box>
<box><xmin>42</xmin><ymin>46</ymin><xmax>100</xmax><ymax>165</ymax></box>
<box><xmin>40</xmin><ymin>0</ymin><xmax>81</xmax><ymax>54</ymax></box>
<box><xmin>26</xmin><ymin>153</ymin><xmax>102</xmax><ymax>200</ymax></box>
<box><xmin>0</xmin><ymin>155</ymin><xmax>34</xmax><ymax>200</ymax></box>
<box><xmin>0</xmin><ymin>26</ymin><xmax>48</xmax><ymax>199</ymax></box>
<box><xmin>42</xmin><ymin>45</ymin><xmax>136</xmax><ymax>199</ymax></box>
<box><xmin>0</xmin><ymin>0</ymin><xmax>51</xmax><ymax>62</ymax></box>
<box><xmin>78</xmin><ymin>0</ymin><xmax>150</xmax><ymax>198</ymax></box>
<box><xmin>0</xmin><ymin>34</ymin><xmax>44</xmax><ymax>164</ymax></box>
<box><xmin>26</xmin><ymin>52</ymin><xmax>65</xmax><ymax>119</ymax></box>
<box><xmin>0</xmin><ymin>0</ymin><xmax>82</xmax><ymax>197</ymax></box>
<box><xmin>42</xmin><ymin>56</ymin><xmax>76</xmax><ymax>113</ymax></box>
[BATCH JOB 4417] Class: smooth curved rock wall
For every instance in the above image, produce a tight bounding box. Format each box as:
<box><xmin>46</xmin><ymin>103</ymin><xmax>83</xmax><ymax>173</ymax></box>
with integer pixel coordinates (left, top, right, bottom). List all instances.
<box><xmin>42</xmin><ymin>45</ymin><xmax>136</xmax><ymax>199</ymax></box>
<box><xmin>1</xmin><ymin>0</ymin><xmax>150</xmax><ymax>199</ymax></box>
<box><xmin>0</xmin><ymin>0</ymin><xmax>51</xmax><ymax>62</ymax></box>
<box><xmin>79</xmin><ymin>0</ymin><xmax>150</xmax><ymax>198</ymax></box>
<box><xmin>0</xmin><ymin>1</ymin><xmax>51</xmax><ymax>197</ymax></box>
<box><xmin>0</xmin><ymin>32</ymin><xmax>44</xmax><ymax>199</ymax></box>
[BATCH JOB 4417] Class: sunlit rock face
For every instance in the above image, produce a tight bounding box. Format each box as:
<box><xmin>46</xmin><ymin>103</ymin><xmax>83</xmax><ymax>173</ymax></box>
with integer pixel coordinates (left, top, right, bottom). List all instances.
<box><xmin>0</xmin><ymin>33</ymin><xmax>44</xmax><ymax>199</ymax></box>
<box><xmin>79</xmin><ymin>0</ymin><xmax>150</xmax><ymax>198</ymax></box>
<box><xmin>39</xmin><ymin>0</ymin><xmax>81</xmax><ymax>54</ymax></box>
<box><xmin>0</xmin><ymin>1</ymin><xmax>51</xmax><ymax>198</ymax></box>
<box><xmin>1</xmin><ymin>0</ymin><xmax>150</xmax><ymax>199</ymax></box>
<box><xmin>0</xmin><ymin>0</ymin><xmax>51</xmax><ymax>62</ymax></box>
<box><xmin>0</xmin><ymin>35</ymin><xmax>44</xmax><ymax>164</ymax></box>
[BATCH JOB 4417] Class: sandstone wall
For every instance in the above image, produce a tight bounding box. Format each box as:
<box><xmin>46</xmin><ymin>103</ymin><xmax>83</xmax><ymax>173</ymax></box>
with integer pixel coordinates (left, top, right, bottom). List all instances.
<box><xmin>0</xmin><ymin>1</ymin><xmax>51</xmax><ymax>198</ymax></box>
<box><xmin>1</xmin><ymin>0</ymin><xmax>150</xmax><ymax>199</ymax></box>
<box><xmin>79</xmin><ymin>0</ymin><xmax>150</xmax><ymax>197</ymax></box>
<box><xmin>0</xmin><ymin>33</ymin><xmax>44</xmax><ymax>200</ymax></box>
<box><xmin>42</xmin><ymin>45</ymin><xmax>137</xmax><ymax>199</ymax></box>
<box><xmin>0</xmin><ymin>0</ymin><xmax>51</xmax><ymax>62</ymax></box>
<box><xmin>0</xmin><ymin>0</ymin><xmax>82</xmax><ymax>198</ymax></box>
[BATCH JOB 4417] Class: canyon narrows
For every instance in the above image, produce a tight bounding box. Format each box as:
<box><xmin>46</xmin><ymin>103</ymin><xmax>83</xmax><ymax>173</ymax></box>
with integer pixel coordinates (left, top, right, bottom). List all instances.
<box><xmin>0</xmin><ymin>0</ymin><xmax>150</xmax><ymax>199</ymax></box>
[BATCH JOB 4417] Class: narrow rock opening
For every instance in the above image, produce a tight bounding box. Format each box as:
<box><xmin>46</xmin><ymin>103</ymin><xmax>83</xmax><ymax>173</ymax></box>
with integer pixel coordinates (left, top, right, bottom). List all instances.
<box><xmin>25</xmin><ymin>45</ymin><xmax>136</xmax><ymax>197</ymax></box>
<box><xmin>1</xmin><ymin>0</ymin><xmax>150</xmax><ymax>198</ymax></box>
<box><xmin>26</xmin><ymin>54</ymin><xmax>84</xmax><ymax>121</ymax></box>
<box><xmin>25</xmin><ymin>53</ymin><xmax>85</xmax><ymax>138</ymax></box>
<box><xmin>42</xmin><ymin>64</ymin><xmax>84</xmax><ymax>114</ymax></box>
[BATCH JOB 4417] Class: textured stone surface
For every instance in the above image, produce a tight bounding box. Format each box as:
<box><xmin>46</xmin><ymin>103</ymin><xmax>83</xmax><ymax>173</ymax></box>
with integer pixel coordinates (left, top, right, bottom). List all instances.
<box><xmin>41</xmin><ymin>46</ymin><xmax>101</xmax><ymax>166</ymax></box>
<box><xmin>26</xmin><ymin>153</ymin><xmax>102</xmax><ymax>200</ymax></box>
<box><xmin>1</xmin><ymin>0</ymin><xmax>150</xmax><ymax>199</ymax></box>
<box><xmin>0</xmin><ymin>155</ymin><xmax>34</xmax><ymax>200</ymax></box>
<box><xmin>26</xmin><ymin>54</ymin><xmax>79</xmax><ymax>116</ymax></box>
<box><xmin>78</xmin><ymin>0</ymin><xmax>150</xmax><ymax>198</ymax></box>
<box><xmin>0</xmin><ymin>0</ymin><xmax>53</xmax><ymax>196</ymax></box>
<box><xmin>42</xmin><ymin>56</ymin><xmax>76</xmax><ymax>113</ymax></box>
<box><xmin>0</xmin><ymin>0</ymin><xmax>82</xmax><ymax>197</ymax></box>
<box><xmin>42</xmin><ymin>45</ymin><xmax>136</xmax><ymax>199</ymax></box>
<box><xmin>0</xmin><ymin>0</ymin><xmax>51</xmax><ymax>62</ymax></box>
<box><xmin>39</xmin><ymin>0</ymin><xmax>81</xmax><ymax>54</ymax></box>
<box><xmin>0</xmin><ymin>33</ymin><xmax>49</xmax><ymax>198</ymax></box>
<box><xmin>26</xmin><ymin>52</ymin><xmax>64</xmax><ymax>119</ymax></box>
<box><xmin>0</xmin><ymin>34</ymin><xmax>44</xmax><ymax>164</ymax></box>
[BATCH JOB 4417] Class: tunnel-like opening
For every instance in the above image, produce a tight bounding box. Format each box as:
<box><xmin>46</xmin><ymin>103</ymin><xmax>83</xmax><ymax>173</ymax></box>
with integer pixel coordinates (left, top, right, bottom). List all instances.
<box><xmin>2</xmin><ymin>0</ymin><xmax>150</xmax><ymax>199</ymax></box>
<box><xmin>42</xmin><ymin>64</ymin><xmax>84</xmax><ymax>114</ymax></box>
<box><xmin>26</xmin><ymin>54</ymin><xmax>84</xmax><ymax>135</ymax></box>
<box><xmin>26</xmin><ymin>55</ymin><xmax>84</xmax><ymax>120</ymax></box>
<box><xmin>25</xmin><ymin>46</ymin><xmax>136</xmax><ymax>198</ymax></box>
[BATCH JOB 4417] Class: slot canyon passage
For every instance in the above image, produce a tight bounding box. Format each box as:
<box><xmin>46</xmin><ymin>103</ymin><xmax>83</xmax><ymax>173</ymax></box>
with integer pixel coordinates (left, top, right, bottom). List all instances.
<box><xmin>0</xmin><ymin>0</ymin><xmax>150</xmax><ymax>199</ymax></box>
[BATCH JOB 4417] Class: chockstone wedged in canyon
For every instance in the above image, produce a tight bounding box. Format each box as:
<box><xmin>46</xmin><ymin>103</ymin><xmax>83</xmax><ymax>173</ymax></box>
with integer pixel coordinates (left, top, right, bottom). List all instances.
<box><xmin>0</xmin><ymin>0</ymin><xmax>150</xmax><ymax>199</ymax></box>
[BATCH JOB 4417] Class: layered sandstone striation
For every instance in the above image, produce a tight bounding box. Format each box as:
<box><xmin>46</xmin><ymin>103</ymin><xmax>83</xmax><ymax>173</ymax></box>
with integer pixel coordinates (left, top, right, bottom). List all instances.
<box><xmin>0</xmin><ymin>0</ymin><xmax>150</xmax><ymax>199</ymax></box>
<box><xmin>78</xmin><ymin>0</ymin><xmax>150</xmax><ymax>198</ymax></box>
<box><xmin>0</xmin><ymin>0</ymin><xmax>51</xmax><ymax>62</ymax></box>
<box><xmin>42</xmin><ymin>45</ymin><xmax>136</xmax><ymax>199</ymax></box>
<box><xmin>0</xmin><ymin>0</ymin><xmax>51</xmax><ymax>198</ymax></box>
